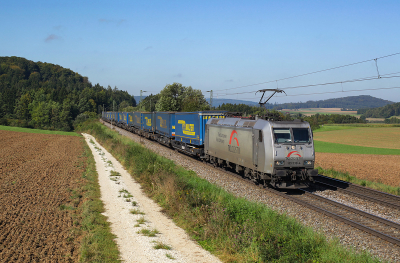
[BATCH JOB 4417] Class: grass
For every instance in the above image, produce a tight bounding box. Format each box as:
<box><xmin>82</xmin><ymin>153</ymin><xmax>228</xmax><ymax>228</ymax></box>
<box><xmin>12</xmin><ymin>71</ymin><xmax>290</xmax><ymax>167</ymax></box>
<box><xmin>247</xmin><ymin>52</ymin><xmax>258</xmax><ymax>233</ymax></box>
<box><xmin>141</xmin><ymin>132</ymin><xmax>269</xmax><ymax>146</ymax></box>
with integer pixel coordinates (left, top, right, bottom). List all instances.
<box><xmin>153</xmin><ymin>241</ymin><xmax>171</xmax><ymax>250</ymax></box>
<box><xmin>314</xmin><ymin>140</ymin><xmax>400</xmax><ymax>155</ymax></box>
<box><xmin>110</xmin><ymin>170</ymin><xmax>121</xmax><ymax>176</ymax></box>
<box><xmin>313</xmin><ymin>125</ymin><xmax>400</xmax><ymax>150</ymax></box>
<box><xmin>0</xmin><ymin>125</ymin><xmax>81</xmax><ymax>136</ymax></box>
<box><xmin>130</xmin><ymin>209</ymin><xmax>145</xmax><ymax>215</ymax></box>
<box><xmin>77</xmin><ymin>119</ymin><xmax>382</xmax><ymax>262</ymax></box>
<box><xmin>137</xmin><ymin>217</ymin><xmax>146</xmax><ymax>225</ymax></box>
<box><xmin>137</xmin><ymin>228</ymin><xmax>159</xmax><ymax>237</ymax></box>
<box><xmin>166</xmin><ymin>253</ymin><xmax>175</xmax><ymax>260</ymax></box>
<box><xmin>78</xmin><ymin>138</ymin><xmax>120</xmax><ymax>262</ymax></box>
<box><xmin>317</xmin><ymin>166</ymin><xmax>400</xmax><ymax>196</ymax></box>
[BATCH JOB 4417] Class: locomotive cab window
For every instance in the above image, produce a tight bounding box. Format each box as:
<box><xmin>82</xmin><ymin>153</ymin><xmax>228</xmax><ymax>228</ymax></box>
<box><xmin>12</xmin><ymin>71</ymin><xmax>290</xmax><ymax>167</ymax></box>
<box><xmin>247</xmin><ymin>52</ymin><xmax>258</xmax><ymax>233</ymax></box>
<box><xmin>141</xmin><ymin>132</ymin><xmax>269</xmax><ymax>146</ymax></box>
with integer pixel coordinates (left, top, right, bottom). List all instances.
<box><xmin>273</xmin><ymin>128</ymin><xmax>291</xmax><ymax>143</ymax></box>
<box><xmin>292</xmin><ymin>128</ymin><xmax>310</xmax><ymax>143</ymax></box>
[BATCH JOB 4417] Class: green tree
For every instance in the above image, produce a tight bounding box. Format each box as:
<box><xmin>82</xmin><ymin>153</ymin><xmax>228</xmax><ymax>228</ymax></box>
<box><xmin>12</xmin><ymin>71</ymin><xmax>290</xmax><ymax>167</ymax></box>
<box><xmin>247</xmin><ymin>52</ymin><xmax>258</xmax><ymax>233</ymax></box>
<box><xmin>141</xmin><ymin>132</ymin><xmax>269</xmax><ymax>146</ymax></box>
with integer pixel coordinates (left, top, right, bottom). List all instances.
<box><xmin>155</xmin><ymin>83</ymin><xmax>186</xmax><ymax>111</ymax></box>
<box><xmin>181</xmin><ymin>87</ymin><xmax>209</xmax><ymax>112</ymax></box>
<box><xmin>155</xmin><ymin>83</ymin><xmax>208</xmax><ymax>112</ymax></box>
<box><xmin>14</xmin><ymin>92</ymin><xmax>32</xmax><ymax>120</ymax></box>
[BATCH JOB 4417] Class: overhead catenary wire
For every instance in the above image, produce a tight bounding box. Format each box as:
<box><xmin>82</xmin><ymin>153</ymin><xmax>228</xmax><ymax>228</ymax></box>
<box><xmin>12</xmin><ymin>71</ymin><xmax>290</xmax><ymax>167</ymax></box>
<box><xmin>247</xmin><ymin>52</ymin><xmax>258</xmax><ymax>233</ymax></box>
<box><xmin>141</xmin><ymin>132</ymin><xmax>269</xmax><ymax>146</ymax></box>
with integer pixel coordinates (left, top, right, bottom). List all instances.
<box><xmin>213</xmin><ymin>52</ymin><xmax>400</xmax><ymax>92</ymax></box>
<box><xmin>213</xmin><ymin>72</ymin><xmax>400</xmax><ymax>97</ymax></box>
<box><xmin>234</xmin><ymin>86</ymin><xmax>400</xmax><ymax>101</ymax></box>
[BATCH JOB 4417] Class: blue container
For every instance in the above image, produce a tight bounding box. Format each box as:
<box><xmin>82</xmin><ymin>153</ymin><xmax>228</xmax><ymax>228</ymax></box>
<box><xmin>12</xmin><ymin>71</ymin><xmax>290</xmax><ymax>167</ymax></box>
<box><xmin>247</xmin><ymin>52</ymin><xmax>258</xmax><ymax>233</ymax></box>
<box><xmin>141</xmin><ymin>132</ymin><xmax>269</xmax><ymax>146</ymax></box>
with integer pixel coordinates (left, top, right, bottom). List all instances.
<box><xmin>155</xmin><ymin>112</ymin><xmax>175</xmax><ymax>138</ymax></box>
<box><xmin>175</xmin><ymin>111</ymin><xmax>226</xmax><ymax>146</ymax></box>
<box><xmin>133</xmin><ymin>112</ymin><xmax>142</xmax><ymax>129</ymax></box>
<box><xmin>142</xmin><ymin>112</ymin><xmax>156</xmax><ymax>132</ymax></box>
<box><xmin>120</xmin><ymin>112</ymin><xmax>128</xmax><ymax>125</ymax></box>
<box><xmin>127</xmin><ymin>112</ymin><xmax>134</xmax><ymax>126</ymax></box>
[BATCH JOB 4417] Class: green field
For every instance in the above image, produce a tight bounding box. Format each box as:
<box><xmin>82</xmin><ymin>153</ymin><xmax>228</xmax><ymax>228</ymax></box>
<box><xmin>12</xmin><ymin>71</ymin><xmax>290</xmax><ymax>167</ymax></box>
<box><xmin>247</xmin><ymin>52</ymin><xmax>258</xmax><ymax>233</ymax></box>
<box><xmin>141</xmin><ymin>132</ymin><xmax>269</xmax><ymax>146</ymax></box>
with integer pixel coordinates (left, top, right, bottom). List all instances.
<box><xmin>314</xmin><ymin>141</ymin><xmax>400</xmax><ymax>155</ymax></box>
<box><xmin>0</xmin><ymin>125</ymin><xmax>82</xmax><ymax>136</ymax></box>
<box><xmin>313</xmin><ymin>124</ymin><xmax>400</xmax><ymax>151</ymax></box>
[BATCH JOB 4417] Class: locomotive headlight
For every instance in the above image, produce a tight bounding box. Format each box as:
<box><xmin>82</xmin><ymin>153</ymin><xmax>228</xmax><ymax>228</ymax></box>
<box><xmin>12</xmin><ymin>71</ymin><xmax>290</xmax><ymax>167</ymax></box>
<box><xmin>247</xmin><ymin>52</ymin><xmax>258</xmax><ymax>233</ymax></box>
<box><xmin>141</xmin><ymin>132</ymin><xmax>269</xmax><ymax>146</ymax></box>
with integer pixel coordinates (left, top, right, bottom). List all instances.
<box><xmin>304</xmin><ymin>160</ymin><xmax>313</xmax><ymax>165</ymax></box>
<box><xmin>275</xmin><ymin>161</ymin><xmax>285</xmax><ymax>166</ymax></box>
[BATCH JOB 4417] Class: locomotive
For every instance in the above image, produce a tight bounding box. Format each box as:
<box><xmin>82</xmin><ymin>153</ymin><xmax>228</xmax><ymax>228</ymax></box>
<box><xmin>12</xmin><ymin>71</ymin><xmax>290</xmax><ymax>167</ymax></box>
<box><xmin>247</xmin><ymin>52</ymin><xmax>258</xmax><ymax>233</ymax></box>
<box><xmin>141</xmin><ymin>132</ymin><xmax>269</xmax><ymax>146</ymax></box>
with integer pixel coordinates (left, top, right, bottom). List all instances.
<box><xmin>102</xmin><ymin>111</ymin><xmax>317</xmax><ymax>189</ymax></box>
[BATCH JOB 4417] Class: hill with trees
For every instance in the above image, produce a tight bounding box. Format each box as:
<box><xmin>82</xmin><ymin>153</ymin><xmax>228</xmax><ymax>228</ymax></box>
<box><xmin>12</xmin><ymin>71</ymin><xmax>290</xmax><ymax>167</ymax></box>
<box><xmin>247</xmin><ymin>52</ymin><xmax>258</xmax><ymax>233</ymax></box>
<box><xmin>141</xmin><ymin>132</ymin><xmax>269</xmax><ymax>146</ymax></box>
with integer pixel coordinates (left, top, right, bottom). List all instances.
<box><xmin>204</xmin><ymin>95</ymin><xmax>393</xmax><ymax>109</ymax></box>
<box><xmin>358</xmin><ymin>102</ymin><xmax>400</xmax><ymax>122</ymax></box>
<box><xmin>0</xmin><ymin>56</ymin><xmax>136</xmax><ymax>131</ymax></box>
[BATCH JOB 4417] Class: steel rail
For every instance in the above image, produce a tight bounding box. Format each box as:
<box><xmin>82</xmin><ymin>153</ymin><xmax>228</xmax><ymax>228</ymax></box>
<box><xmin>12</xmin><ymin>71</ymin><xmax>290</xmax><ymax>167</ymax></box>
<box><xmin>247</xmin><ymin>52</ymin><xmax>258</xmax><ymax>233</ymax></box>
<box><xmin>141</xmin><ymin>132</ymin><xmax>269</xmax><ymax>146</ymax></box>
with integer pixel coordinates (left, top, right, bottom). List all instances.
<box><xmin>315</xmin><ymin>175</ymin><xmax>400</xmax><ymax>210</ymax></box>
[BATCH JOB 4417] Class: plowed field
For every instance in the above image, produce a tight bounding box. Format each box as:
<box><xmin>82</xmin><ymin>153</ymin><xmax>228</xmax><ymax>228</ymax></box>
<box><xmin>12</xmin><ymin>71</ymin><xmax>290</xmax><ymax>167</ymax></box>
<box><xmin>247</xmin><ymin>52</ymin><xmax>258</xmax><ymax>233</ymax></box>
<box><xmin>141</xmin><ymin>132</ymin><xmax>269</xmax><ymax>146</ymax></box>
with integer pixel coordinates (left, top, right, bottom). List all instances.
<box><xmin>0</xmin><ymin>130</ymin><xmax>86</xmax><ymax>262</ymax></box>
<box><xmin>315</xmin><ymin>152</ymin><xmax>400</xmax><ymax>187</ymax></box>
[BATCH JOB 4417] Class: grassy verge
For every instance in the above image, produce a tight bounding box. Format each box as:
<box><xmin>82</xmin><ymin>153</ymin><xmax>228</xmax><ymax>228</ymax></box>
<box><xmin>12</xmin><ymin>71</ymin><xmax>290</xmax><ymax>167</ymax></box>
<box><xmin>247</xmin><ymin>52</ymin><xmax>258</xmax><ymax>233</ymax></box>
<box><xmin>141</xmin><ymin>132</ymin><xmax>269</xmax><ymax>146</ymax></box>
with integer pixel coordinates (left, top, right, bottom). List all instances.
<box><xmin>0</xmin><ymin>125</ymin><xmax>81</xmax><ymax>136</ymax></box>
<box><xmin>314</xmin><ymin>140</ymin><xmax>400</xmax><ymax>155</ymax></box>
<box><xmin>317</xmin><ymin>166</ymin><xmax>400</xmax><ymax>196</ymax></box>
<box><xmin>77</xmin><ymin>137</ymin><xmax>120</xmax><ymax>262</ymax></box>
<box><xmin>76</xmin><ymin>120</ymin><xmax>382</xmax><ymax>262</ymax></box>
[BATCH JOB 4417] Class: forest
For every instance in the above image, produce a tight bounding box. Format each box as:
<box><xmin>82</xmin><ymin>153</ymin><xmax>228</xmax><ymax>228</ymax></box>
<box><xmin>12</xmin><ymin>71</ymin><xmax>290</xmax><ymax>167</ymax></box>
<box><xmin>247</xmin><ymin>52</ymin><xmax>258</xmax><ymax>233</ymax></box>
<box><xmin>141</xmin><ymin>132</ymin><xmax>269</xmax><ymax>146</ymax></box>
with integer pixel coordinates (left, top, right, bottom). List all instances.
<box><xmin>358</xmin><ymin>102</ymin><xmax>400</xmax><ymax>118</ymax></box>
<box><xmin>0</xmin><ymin>56</ymin><xmax>136</xmax><ymax>131</ymax></box>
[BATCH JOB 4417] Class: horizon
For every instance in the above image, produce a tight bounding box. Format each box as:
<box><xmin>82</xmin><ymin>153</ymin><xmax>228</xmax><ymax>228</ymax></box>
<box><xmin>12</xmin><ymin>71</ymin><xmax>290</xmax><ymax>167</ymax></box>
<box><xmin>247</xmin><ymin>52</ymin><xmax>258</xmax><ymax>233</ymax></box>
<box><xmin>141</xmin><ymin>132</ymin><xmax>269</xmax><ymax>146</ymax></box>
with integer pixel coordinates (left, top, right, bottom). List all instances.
<box><xmin>2</xmin><ymin>1</ymin><xmax>399</xmax><ymax>104</ymax></box>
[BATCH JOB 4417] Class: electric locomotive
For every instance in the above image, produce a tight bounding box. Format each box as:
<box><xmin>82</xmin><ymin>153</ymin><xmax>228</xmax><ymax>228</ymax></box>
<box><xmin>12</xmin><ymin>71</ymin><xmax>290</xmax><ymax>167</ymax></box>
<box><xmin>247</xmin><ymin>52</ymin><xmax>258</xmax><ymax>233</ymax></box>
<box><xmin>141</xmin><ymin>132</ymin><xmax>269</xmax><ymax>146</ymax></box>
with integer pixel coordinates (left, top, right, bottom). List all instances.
<box><xmin>204</xmin><ymin>117</ymin><xmax>317</xmax><ymax>188</ymax></box>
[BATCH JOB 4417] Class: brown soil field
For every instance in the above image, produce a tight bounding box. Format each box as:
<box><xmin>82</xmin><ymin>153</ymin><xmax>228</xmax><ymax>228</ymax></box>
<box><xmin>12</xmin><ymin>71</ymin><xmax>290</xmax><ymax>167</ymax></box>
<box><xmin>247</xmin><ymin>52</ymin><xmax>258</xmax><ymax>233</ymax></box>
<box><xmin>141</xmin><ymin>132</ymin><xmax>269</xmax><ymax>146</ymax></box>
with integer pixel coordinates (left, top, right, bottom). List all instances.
<box><xmin>315</xmin><ymin>152</ymin><xmax>400</xmax><ymax>187</ymax></box>
<box><xmin>0</xmin><ymin>130</ymin><xmax>86</xmax><ymax>262</ymax></box>
<box><xmin>313</xmin><ymin>127</ymin><xmax>400</xmax><ymax>149</ymax></box>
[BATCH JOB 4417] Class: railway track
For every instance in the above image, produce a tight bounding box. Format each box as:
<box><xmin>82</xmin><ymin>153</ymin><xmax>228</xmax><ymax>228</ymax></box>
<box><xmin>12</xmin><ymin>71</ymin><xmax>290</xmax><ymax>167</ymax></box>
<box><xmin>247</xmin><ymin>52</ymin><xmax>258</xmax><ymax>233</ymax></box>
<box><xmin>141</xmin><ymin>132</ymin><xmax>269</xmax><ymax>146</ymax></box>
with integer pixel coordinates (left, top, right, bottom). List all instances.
<box><xmin>205</xmin><ymin>162</ymin><xmax>400</xmax><ymax>247</ymax></box>
<box><xmin>283</xmin><ymin>188</ymin><xmax>400</xmax><ymax>247</ymax></box>
<box><xmin>101</xmin><ymin>120</ymin><xmax>400</xmax><ymax>248</ymax></box>
<box><xmin>314</xmin><ymin>175</ymin><xmax>400</xmax><ymax>210</ymax></box>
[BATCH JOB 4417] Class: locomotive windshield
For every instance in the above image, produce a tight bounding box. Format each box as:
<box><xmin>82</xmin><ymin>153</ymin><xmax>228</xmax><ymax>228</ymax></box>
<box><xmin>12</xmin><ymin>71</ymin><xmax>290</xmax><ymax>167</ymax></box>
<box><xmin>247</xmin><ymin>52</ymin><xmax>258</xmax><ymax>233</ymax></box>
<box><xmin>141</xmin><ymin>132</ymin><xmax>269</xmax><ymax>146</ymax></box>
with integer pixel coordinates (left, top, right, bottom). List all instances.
<box><xmin>292</xmin><ymin>128</ymin><xmax>310</xmax><ymax>143</ymax></box>
<box><xmin>273</xmin><ymin>128</ymin><xmax>311</xmax><ymax>144</ymax></box>
<box><xmin>273</xmin><ymin>128</ymin><xmax>292</xmax><ymax>143</ymax></box>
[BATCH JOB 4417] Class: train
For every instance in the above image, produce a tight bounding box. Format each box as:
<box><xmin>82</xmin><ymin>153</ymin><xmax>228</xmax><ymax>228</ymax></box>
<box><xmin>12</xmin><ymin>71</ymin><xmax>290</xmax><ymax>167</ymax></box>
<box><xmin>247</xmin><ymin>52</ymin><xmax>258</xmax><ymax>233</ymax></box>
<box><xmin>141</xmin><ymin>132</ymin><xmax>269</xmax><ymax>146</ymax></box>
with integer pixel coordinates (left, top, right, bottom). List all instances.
<box><xmin>102</xmin><ymin>111</ymin><xmax>318</xmax><ymax>189</ymax></box>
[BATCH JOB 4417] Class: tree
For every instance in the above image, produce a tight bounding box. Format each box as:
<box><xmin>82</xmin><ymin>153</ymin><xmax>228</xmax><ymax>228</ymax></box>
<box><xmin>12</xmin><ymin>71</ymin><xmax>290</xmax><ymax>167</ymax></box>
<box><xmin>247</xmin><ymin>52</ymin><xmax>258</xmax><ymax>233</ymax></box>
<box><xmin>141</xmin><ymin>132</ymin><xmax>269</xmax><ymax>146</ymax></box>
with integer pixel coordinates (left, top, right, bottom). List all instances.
<box><xmin>14</xmin><ymin>92</ymin><xmax>32</xmax><ymax>121</ymax></box>
<box><xmin>181</xmin><ymin>87</ymin><xmax>209</xmax><ymax>112</ymax></box>
<box><xmin>155</xmin><ymin>83</ymin><xmax>208</xmax><ymax>112</ymax></box>
<box><xmin>155</xmin><ymin>83</ymin><xmax>186</xmax><ymax>111</ymax></box>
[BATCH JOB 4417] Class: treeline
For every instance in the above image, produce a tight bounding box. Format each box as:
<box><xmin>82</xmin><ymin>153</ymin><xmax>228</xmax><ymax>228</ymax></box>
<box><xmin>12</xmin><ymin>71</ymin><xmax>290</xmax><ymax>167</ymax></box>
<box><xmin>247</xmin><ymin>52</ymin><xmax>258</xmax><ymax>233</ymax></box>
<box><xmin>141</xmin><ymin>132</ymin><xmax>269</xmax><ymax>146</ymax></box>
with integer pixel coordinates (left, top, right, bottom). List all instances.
<box><xmin>0</xmin><ymin>56</ymin><xmax>136</xmax><ymax>131</ymax></box>
<box><xmin>302</xmin><ymin>114</ymin><xmax>366</xmax><ymax>130</ymax></box>
<box><xmin>214</xmin><ymin>103</ymin><xmax>365</xmax><ymax>130</ymax></box>
<box><xmin>273</xmin><ymin>95</ymin><xmax>392</xmax><ymax>110</ymax></box>
<box><xmin>358</xmin><ymin>102</ymin><xmax>400</xmax><ymax>118</ymax></box>
<box><xmin>216</xmin><ymin>103</ymin><xmax>267</xmax><ymax>116</ymax></box>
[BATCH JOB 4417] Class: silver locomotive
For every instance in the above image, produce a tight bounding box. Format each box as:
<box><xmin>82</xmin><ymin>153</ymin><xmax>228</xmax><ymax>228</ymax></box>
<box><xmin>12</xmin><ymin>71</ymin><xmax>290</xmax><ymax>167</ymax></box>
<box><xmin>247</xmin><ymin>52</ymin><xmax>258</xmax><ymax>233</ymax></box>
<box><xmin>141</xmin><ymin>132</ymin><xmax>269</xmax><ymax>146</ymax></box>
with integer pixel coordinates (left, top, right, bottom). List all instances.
<box><xmin>204</xmin><ymin>117</ymin><xmax>318</xmax><ymax>188</ymax></box>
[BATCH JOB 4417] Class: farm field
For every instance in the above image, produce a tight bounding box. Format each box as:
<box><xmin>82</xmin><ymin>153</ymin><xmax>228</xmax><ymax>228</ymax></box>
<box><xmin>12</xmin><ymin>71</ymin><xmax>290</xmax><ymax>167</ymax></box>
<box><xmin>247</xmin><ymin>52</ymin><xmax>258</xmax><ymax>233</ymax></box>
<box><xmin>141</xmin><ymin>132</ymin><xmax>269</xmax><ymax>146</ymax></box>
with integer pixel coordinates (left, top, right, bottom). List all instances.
<box><xmin>0</xmin><ymin>130</ymin><xmax>86</xmax><ymax>262</ymax></box>
<box><xmin>315</xmin><ymin>153</ymin><xmax>400</xmax><ymax>187</ymax></box>
<box><xmin>313</xmin><ymin>126</ymin><xmax>400</xmax><ymax>149</ymax></box>
<box><xmin>280</xmin><ymin>108</ymin><xmax>360</xmax><ymax>117</ymax></box>
<box><xmin>313</xmin><ymin>125</ymin><xmax>400</xmax><ymax>188</ymax></box>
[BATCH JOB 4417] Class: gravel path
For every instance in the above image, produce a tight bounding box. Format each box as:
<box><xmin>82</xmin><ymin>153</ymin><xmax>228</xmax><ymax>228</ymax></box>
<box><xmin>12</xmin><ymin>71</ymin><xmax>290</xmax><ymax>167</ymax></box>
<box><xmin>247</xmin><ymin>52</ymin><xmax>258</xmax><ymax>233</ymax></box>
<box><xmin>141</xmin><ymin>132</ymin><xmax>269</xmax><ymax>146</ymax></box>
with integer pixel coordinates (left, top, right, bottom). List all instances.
<box><xmin>83</xmin><ymin>133</ymin><xmax>221</xmax><ymax>263</ymax></box>
<box><xmin>100</xmin><ymin>122</ymin><xmax>400</xmax><ymax>262</ymax></box>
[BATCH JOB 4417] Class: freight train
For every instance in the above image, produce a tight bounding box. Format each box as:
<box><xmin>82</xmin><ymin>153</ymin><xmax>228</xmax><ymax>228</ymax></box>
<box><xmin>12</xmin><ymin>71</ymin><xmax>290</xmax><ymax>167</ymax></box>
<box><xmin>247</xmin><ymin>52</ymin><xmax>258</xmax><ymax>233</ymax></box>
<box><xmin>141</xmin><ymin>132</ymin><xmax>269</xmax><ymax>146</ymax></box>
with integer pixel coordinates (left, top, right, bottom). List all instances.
<box><xmin>102</xmin><ymin>111</ymin><xmax>318</xmax><ymax>189</ymax></box>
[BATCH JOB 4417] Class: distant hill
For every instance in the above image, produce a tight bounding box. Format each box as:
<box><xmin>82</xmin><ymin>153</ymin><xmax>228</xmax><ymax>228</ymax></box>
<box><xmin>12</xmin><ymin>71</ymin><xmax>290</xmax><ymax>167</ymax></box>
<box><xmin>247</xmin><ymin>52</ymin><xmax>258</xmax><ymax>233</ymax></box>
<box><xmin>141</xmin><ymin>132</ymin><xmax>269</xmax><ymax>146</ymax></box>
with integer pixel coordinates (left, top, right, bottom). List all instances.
<box><xmin>0</xmin><ymin>56</ymin><xmax>135</xmax><ymax>130</ymax></box>
<box><xmin>274</xmin><ymin>95</ymin><xmax>393</xmax><ymax>110</ymax></box>
<box><xmin>136</xmin><ymin>94</ymin><xmax>393</xmax><ymax>110</ymax></box>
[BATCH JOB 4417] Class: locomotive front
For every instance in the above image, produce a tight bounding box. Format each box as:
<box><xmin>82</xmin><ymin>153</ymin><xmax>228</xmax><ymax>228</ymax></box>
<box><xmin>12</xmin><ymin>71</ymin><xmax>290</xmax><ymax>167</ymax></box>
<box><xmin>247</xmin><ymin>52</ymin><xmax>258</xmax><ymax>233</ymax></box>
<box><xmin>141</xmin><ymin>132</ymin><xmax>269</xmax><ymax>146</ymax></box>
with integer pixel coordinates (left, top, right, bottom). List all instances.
<box><xmin>268</xmin><ymin>121</ymin><xmax>318</xmax><ymax>188</ymax></box>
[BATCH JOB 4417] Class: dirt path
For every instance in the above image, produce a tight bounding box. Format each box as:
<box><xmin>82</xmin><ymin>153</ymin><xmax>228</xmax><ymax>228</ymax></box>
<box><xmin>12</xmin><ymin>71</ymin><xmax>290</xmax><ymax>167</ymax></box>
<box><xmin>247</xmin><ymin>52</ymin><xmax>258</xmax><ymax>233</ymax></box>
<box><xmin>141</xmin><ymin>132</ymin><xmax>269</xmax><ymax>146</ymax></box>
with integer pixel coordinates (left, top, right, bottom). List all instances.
<box><xmin>83</xmin><ymin>133</ymin><xmax>221</xmax><ymax>263</ymax></box>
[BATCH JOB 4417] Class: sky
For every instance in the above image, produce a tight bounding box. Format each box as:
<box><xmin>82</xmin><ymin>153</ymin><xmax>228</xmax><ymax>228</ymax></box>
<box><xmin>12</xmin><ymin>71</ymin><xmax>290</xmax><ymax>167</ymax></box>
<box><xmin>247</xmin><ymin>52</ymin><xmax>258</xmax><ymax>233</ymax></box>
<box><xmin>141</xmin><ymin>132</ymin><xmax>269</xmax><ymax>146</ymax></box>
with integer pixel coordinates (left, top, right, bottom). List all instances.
<box><xmin>1</xmin><ymin>0</ymin><xmax>400</xmax><ymax>105</ymax></box>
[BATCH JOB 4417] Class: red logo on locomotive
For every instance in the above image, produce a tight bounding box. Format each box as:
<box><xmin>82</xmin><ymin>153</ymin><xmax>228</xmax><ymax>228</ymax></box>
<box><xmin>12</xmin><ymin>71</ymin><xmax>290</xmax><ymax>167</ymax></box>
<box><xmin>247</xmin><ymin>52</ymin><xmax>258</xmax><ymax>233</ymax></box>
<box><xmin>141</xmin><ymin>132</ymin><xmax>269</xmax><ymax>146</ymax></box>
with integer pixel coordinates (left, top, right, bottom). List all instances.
<box><xmin>287</xmin><ymin>151</ymin><xmax>302</xmax><ymax>157</ymax></box>
<box><xmin>228</xmin><ymin>130</ymin><xmax>240</xmax><ymax>154</ymax></box>
<box><xmin>229</xmin><ymin>130</ymin><xmax>239</xmax><ymax>146</ymax></box>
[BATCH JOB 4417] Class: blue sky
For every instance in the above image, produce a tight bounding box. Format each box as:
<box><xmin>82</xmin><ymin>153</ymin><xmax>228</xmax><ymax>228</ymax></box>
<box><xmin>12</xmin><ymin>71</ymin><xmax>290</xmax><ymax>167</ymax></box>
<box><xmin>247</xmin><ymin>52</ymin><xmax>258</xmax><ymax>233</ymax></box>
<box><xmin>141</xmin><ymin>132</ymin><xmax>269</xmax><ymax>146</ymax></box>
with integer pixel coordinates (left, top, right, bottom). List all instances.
<box><xmin>1</xmin><ymin>0</ymin><xmax>399</xmax><ymax>104</ymax></box>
